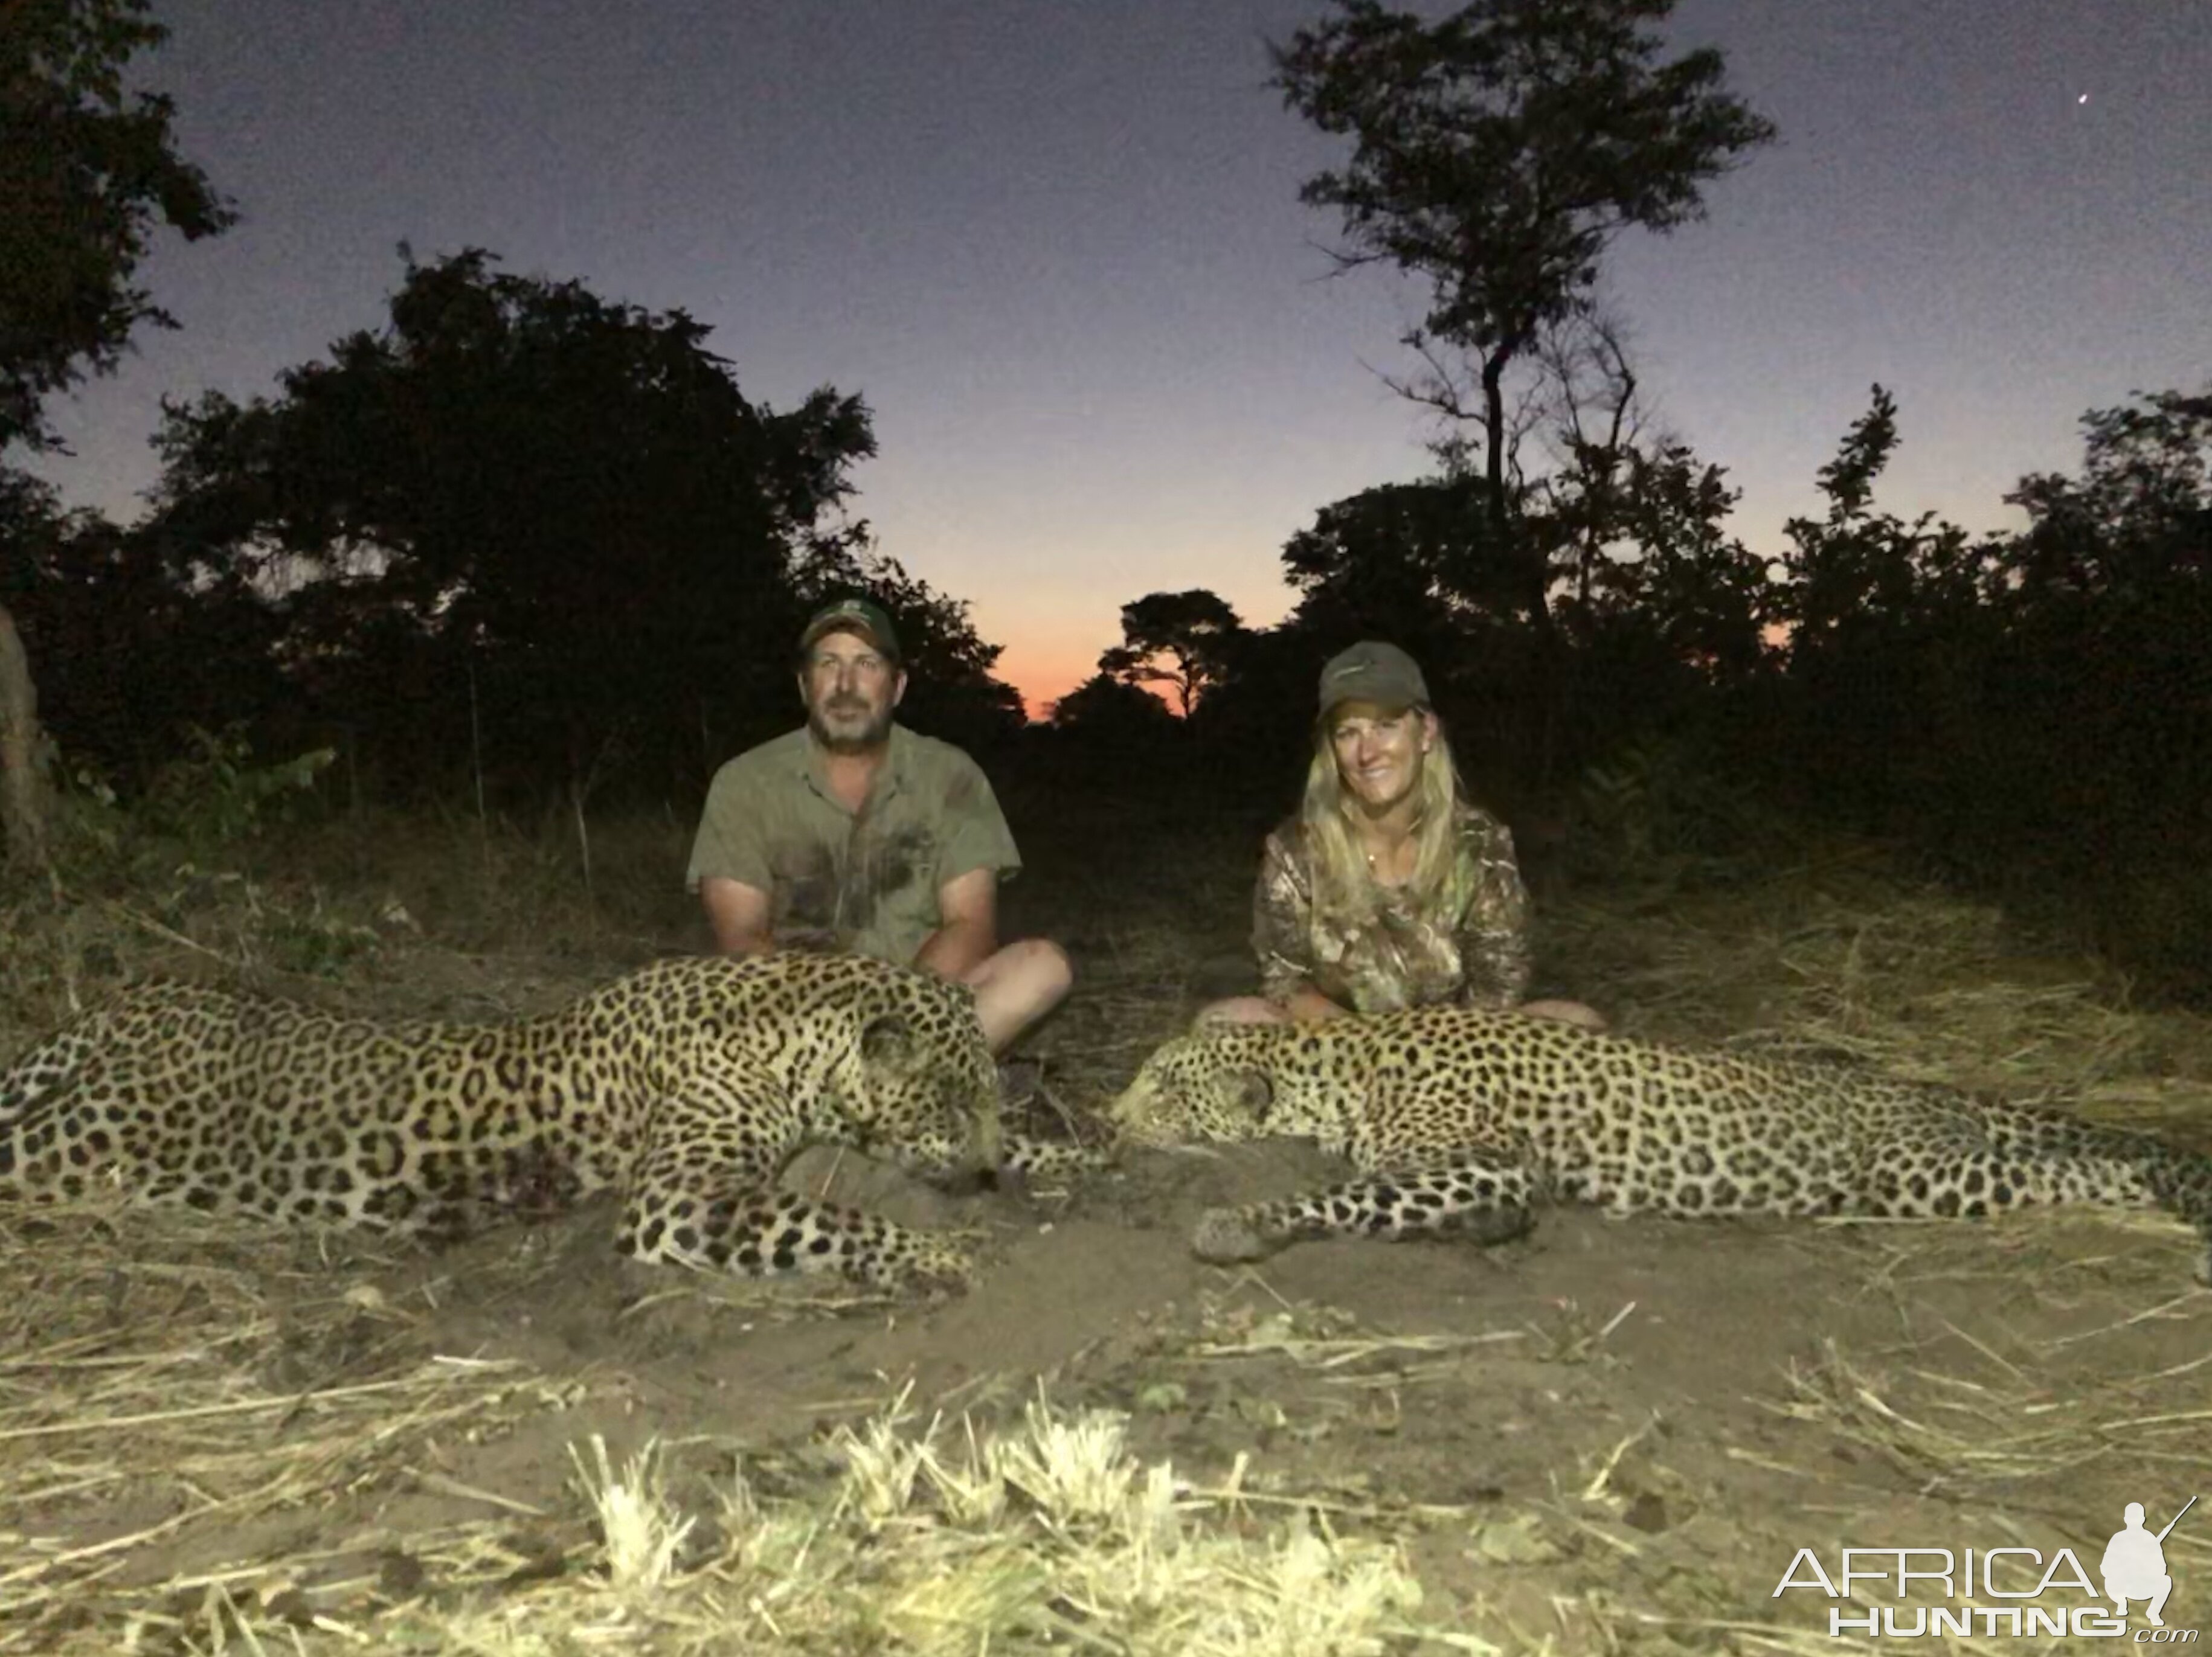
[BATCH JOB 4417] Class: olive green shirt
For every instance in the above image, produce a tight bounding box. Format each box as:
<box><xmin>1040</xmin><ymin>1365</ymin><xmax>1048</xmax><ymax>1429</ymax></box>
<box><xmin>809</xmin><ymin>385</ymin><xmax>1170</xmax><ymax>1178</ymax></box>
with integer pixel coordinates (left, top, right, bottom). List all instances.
<box><xmin>1252</xmin><ymin>801</ymin><xmax>1532</xmax><ymax>1014</ymax></box>
<box><xmin>686</xmin><ymin>724</ymin><xmax>1020</xmax><ymax>966</ymax></box>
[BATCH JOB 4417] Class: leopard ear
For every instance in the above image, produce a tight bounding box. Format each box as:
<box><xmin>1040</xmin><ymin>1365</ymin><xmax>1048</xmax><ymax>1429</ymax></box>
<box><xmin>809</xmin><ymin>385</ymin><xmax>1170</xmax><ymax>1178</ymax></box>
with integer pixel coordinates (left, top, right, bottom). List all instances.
<box><xmin>860</xmin><ymin>1013</ymin><xmax>916</xmax><ymax>1068</ymax></box>
<box><xmin>1232</xmin><ymin>1069</ymin><xmax>1275</xmax><ymax>1120</ymax></box>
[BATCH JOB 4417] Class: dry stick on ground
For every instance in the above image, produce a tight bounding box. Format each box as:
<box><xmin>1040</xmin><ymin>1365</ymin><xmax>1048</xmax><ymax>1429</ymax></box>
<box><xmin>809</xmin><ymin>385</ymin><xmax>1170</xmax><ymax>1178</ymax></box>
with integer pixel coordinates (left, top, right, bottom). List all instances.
<box><xmin>0</xmin><ymin>1229</ymin><xmax>555</xmax><ymax>1651</ymax></box>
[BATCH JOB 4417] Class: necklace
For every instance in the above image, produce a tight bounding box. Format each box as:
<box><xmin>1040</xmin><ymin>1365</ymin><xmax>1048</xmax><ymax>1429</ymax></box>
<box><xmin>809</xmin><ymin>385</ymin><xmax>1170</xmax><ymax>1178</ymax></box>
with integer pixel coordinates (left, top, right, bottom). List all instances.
<box><xmin>1365</xmin><ymin>839</ymin><xmax>1406</xmax><ymax>879</ymax></box>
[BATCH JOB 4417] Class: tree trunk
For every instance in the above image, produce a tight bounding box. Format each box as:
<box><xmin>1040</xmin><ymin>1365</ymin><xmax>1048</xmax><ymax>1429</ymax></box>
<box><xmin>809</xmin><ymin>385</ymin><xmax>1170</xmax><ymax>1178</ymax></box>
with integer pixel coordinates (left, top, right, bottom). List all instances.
<box><xmin>1481</xmin><ymin>346</ymin><xmax>1511</xmax><ymax>562</ymax></box>
<box><xmin>1480</xmin><ymin>341</ymin><xmax>1563</xmax><ymax>786</ymax></box>
<box><xmin>1479</xmin><ymin>343</ymin><xmax>1554</xmax><ymax>646</ymax></box>
<box><xmin>0</xmin><ymin>599</ymin><xmax>53</xmax><ymax>873</ymax></box>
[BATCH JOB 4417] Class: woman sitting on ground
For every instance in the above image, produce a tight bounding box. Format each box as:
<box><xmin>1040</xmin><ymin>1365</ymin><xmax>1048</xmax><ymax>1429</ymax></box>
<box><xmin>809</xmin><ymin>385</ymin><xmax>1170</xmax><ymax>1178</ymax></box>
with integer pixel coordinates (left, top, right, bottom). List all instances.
<box><xmin>1202</xmin><ymin>639</ymin><xmax>1603</xmax><ymax>1030</ymax></box>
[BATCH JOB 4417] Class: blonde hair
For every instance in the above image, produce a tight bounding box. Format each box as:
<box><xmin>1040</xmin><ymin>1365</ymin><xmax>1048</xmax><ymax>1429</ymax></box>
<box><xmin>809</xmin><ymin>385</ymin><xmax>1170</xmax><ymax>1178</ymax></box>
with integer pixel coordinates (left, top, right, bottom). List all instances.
<box><xmin>1299</xmin><ymin>704</ymin><xmax>1464</xmax><ymax>929</ymax></box>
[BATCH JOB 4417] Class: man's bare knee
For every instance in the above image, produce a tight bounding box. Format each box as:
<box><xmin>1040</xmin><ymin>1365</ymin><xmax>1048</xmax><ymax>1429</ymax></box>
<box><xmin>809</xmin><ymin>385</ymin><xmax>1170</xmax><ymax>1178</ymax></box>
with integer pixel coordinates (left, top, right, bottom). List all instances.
<box><xmin>968</xmin><ymin>938</ymin><xmax>1073</xmax><ymax>1051</ymax></box>
<box><xmin>1197</xmin><ymin>996</ymin><xmax>1287</xmax><ymax>1027</ymax></box>
<box><xmin>1518</xmin><ymin>998</ymin><xmax>1607</xmax><ymax>1031</ymax></box>
<box><xmin>968</xmin><ymin>938</ymin><xmax>1070</xmax><ymax>994</ymax></box>
<box><xmin>1014</xmin><ymin>937</ymin><xmax>1074</xmax><ymax>1002</ymax></box>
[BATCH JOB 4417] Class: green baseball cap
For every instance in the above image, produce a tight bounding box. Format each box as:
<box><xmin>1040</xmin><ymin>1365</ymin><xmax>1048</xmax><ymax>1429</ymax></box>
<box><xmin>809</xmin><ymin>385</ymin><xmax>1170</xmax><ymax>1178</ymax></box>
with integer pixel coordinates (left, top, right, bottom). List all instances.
<box><xmin>1317</xmin><ymin>640</ymin><xmax>1430</xmax><ymax>716</ymax></box>
<box><xmin>799</xmin><ymin>597</ymin><xmax>901</xmax><ymax>662</ymax></box>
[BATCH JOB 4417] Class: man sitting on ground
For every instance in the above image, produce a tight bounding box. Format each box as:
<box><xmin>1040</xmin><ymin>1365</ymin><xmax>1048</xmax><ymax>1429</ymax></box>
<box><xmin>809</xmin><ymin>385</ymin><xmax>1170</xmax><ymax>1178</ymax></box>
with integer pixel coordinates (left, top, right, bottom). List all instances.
<box><xmin>687</xmin><ymin>597</ymin><xmax>1072</xmax><ymax>1053</ymax></box>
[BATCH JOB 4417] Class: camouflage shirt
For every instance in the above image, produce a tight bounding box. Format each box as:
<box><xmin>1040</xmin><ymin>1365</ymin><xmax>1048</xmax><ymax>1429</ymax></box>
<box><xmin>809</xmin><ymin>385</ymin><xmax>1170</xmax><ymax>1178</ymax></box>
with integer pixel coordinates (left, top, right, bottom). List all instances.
<box><xmin>1252</xmin><ymin>801</ymin><xmax>1532</xmax><ymax>1015</ymax></box>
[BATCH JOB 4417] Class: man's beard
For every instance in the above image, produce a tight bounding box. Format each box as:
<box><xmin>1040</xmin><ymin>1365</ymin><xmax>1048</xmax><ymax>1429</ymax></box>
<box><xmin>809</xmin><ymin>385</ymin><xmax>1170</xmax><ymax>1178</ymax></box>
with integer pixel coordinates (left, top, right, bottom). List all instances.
<box><xmin>809</xmin><ymin>697</ymin><xmax>895</xmax><ymax>755</ymax></box>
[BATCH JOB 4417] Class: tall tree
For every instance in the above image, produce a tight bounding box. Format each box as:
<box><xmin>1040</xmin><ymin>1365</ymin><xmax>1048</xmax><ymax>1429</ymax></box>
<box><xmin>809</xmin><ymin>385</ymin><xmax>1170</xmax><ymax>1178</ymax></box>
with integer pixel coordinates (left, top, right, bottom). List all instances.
<box><xmin>0</xmin><ymin>589</ymin><xmax>47</xmax><ymax>871</ymax></box>
<box><xmin>149</xmin><ymin>250</ymin><xmax>893</xmax><ymax>801</ymax></box>
<box><xmin>1757</xmin><ymin>387</ymin><xmax>2001</xmax><ymax>835</ymax></box>
<box><xmin>2000</xmin><ymin>386</ymin><xmax>2212</xmax><ymax>600</ymax></box>
<box><xmin>1772</xmin><ymin>386</ymin><xmax>1984</xmax><ymax>652</ymax></box>
<box><xmin>1983</xmin><ymin>386</ymin><xmax>2212</xmax><ymax>861</ymax></box>
<box><xmin>1273</xmin><ymin>0</ymin><xmax>1773</xmax><ymax>634</ymax></box>
<box><xmin>1574</xmin><ymin>441</ymin><xmax>1770</xmax><ymax>681</ymax></box>
<box><xmin>1048</xmin><ymin>671</ymin><xmax>1181</xmax><ymax>738</ymax></box>
<box><xmin>0</xmin><ymin>0</ymin><xmax>236</xmax><ymax>451</ymax></box>
<box><xmin>1097</xmin><ymin>588</ymin><xmax>1244</xmax><ymax>717</ymax></box>
<box><xmin>1281</xmin><ymin>476</ymin><xmax>1501</xmax><ymax>649</ymax></box>
<box><xmin>1</xmin><ymin>0</ymin><xmax>232</xmax><ymax>868</ymax></box>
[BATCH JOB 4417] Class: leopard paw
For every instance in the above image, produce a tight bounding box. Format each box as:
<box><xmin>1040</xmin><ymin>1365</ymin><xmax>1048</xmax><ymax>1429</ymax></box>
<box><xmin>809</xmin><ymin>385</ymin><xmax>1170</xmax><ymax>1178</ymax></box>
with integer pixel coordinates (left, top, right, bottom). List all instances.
<box><xmin>1192</xmin><ymin>1206</ymin><xmax>1280</xmax><ymax>1264</ymax></box>
<box><xmin>1436</xmin><ymin>1202</ymin><xmax>1535</xmax><ymax>1246</ymax></box>
<box><xmin>897</xmin><ymin>1234</ymin><xmax>977</xmax><ymax>1294</ymax></box>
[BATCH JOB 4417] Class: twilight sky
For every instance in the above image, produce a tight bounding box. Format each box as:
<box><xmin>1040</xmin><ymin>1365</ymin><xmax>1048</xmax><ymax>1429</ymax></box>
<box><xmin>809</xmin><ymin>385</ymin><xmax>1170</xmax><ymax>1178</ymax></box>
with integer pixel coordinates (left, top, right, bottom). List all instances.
<box><xmin>25</xmin><ymin>0</ymin><xmax>2211</xmax><ymax>714</ymax></box>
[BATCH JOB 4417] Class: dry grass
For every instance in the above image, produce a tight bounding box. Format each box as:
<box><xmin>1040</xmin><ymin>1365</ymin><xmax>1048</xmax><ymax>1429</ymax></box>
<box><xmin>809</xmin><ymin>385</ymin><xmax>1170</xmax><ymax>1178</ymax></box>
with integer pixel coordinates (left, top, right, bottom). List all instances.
<box><xmin>1545</xmin><ymin>873</ymin><xmax>2212</xmax><ymax>1133</ymax></box>
<box><xmin>0</xmin><ymin>1200</ymin><xmax>587</xmax><ymax>1654</ymax></box>
<box><xmin>7</xmin><ymin>802</ymin><xmax>2212</xmax><ymax>1651</ymax></box>
<box><xmin>5</xmin><ymin>1384</ymin><xmax>1440</xmax><ymax>1655</ymax></box>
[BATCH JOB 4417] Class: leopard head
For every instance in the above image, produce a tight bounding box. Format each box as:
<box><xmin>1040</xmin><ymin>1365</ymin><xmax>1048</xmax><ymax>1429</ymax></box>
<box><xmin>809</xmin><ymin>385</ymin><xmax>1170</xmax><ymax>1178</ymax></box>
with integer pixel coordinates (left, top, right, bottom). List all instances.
<box><xmin>1109</xmin><ymin>1028</ymin><xmax>1284</xmax><ymax>1149</ymax></box>
<box><xmin>838</xmin><ymin>972</ymin><xmax>1003</xmax><ymax>1178</ymax></box>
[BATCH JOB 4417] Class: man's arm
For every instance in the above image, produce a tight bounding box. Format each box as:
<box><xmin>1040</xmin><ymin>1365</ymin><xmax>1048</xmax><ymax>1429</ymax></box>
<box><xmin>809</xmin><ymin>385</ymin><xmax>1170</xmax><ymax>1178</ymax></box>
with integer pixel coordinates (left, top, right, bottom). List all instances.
<box><xmin>915</xmin><ymin>865</ymin><xmax>999</xmax><ymax>981</ymax></box>
<box><xmin>688</xmin><ymin>754</ymin><xmax>788</xmax><ymax>955</ymax></box>
<box><xmin>700</xmin><ymin>876</ymin><xmax>777</xmax><ymax>957</ymax></box>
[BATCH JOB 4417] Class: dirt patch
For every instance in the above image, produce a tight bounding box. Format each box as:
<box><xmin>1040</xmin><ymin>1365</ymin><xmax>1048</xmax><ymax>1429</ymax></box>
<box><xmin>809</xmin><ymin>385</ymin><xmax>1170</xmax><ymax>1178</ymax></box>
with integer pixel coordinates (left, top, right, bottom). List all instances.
<box><xmin>8</xmin><ymin>1134</ymin><xmax>2204</xmax><ymax>1652</ymax></box>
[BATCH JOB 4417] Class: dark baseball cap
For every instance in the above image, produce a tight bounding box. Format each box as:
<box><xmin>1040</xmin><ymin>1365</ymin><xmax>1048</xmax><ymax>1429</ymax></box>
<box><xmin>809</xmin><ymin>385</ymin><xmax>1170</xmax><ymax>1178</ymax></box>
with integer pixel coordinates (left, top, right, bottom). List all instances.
<box><xmin>799</xmin><ymin>597</ymin><xmax>901</xmax><ymax>661</ymax></box>
<box><xmin>1317</xmin><ymin>640</ymin><xmax>1430</xmax><ymax>716</ymax></box>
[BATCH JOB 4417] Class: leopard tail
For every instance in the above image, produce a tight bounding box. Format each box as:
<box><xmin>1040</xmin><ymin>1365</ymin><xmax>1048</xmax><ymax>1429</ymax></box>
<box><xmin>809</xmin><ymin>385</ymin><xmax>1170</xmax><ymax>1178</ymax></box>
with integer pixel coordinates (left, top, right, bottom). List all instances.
<box><xmin>2142</xmin><ymin>1148</ymin><xmax>2212</xmax><ymax>1281</ymax></box>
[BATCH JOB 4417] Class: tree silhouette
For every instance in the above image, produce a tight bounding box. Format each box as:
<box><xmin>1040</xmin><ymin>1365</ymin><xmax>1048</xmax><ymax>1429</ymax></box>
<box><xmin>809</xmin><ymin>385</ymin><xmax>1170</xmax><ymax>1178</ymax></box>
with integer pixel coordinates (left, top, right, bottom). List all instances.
<box><xmin>1981</xmin><ymin>386</ymin><xmax>2212</xmax><ymax>879</ymax></box>
<box><xmin>1281</xmin><ymin>476</ymin><xmax>1502</xmax><ymax>646</ymax></box>
<box><xmin>3</xmin><ymin>474</ymin><xmax>286</xmax><ymax>789</ymax></box>
<box><xmin>1773</xmin><ymin>386</ymin><xmax>1985</xmax><ymax>652</ymax></box>
<box><xmin>1</xmin><ymin>0</ymin><xmax>234</xmax><ymax>867</ymax></box>
<box><xmin>1572</xmin><ymin>441</ymin><xmax>1769</xmax><ymax>681</ymax></box>
<box><xmin>1273</xmin><ymin>0</ymin><xmax>1773</xmax><ymax>636</ymax></box>
<box><xmin>1049</xmin><ymin>671</ymin><xmax>1182</xmax><ymax>737</ymax></box>
<box><xmin>147</xmin><ymin>250</ymin><xmax>889</xmax><ymax>801</ymax></box>
<box><xmin>0</xmin><ymin>0</ymin><xmax>236</xmax><ymax>451</ymax></box>
<box><xmin>1098</xmin><ymin>589</ymin><xmax>1244</xmax><ymax>717</ymax></box>
<box><xmin>2001</xmin><ymin>387</ymin><xmax>2211</xmax><ymax>599</ymax></box>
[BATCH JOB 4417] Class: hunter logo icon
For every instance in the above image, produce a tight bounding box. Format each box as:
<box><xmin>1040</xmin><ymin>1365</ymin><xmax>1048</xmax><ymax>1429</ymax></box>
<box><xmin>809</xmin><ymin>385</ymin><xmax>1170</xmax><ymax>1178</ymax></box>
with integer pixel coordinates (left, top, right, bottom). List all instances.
<box><xmin>2103</xmin><ymin>1495</ymin><xmax>2193</xmax><ymax>1627</ymax></box>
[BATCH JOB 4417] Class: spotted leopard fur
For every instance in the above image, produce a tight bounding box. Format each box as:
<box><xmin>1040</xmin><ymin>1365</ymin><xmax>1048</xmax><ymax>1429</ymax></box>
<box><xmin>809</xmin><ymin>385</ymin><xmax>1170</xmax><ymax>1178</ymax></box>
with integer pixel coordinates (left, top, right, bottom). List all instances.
<box><xmin>1111</xmin><ymin>1008</ymin><xmax>2212</xmax><ymax>1277</ymax></box>
<box><xmin>1</xmin><ymin>953</ymin><xmax>1081</xmax><ymax>1290</ymax></box>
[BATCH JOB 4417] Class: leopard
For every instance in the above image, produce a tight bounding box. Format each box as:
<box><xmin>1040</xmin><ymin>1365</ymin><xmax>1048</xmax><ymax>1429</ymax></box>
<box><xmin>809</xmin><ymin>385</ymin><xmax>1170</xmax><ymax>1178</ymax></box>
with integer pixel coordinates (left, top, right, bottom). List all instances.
<box><xmin>0</xmin><ymin>952</ymin><xmax>1084</xmax><ymax>1290</ymax></box>
<box><xmin>1109</xmin><ymin>1007</ymin><xmax>2212</xmax><ymax>1279</ymax></box>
